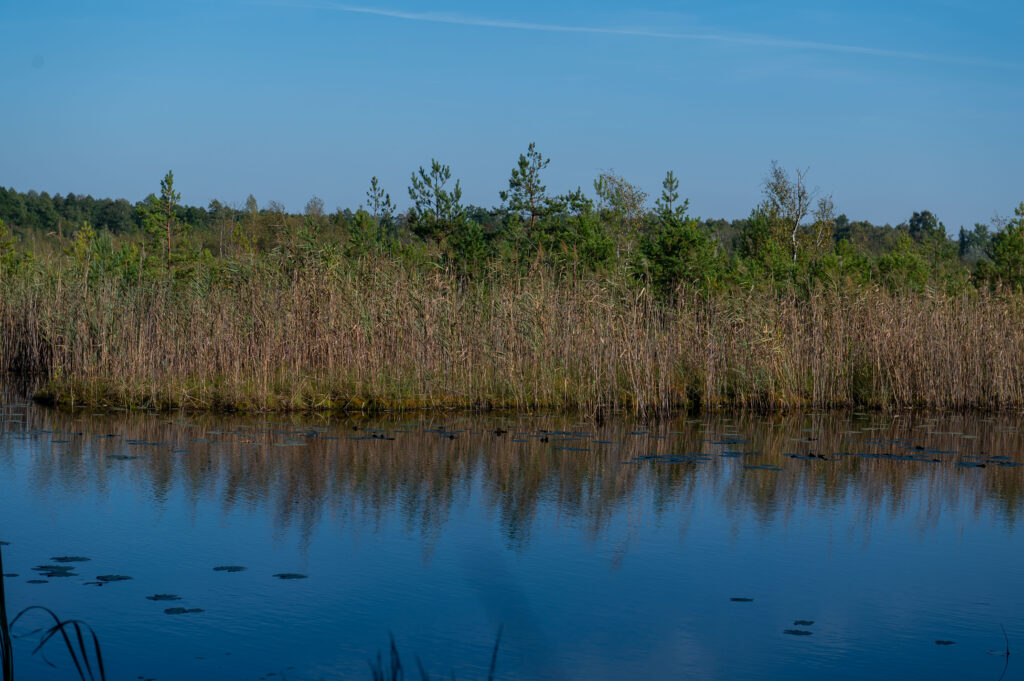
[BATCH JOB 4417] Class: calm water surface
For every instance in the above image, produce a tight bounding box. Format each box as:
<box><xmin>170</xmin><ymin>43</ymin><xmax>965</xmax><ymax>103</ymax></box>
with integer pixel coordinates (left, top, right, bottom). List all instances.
<box><xmin>1</xmin><ymin>397</ymin><xmax>1023</xmax><ymax>680</ymax></box>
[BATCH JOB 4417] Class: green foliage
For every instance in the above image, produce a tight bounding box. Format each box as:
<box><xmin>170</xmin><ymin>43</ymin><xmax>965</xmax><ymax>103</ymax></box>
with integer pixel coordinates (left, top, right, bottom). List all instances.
<box><xmin>500</xmin><ymin>142</ymin><xmax>551</xmax><ymax>235</ymax></box>
<box><xmin>816</xmin><ymin>239</ymin><xmax>874</xmax><ymax>290</ymax></box>
<box><xmin>545</xmin><ymin>206</ymin><xmax>616</xmax><ymax>273</ymax></box>
<box><xmin>0</xmin><ymin>218</ymin><xmax>16</xmax><ymax>275</ymax></box>
<box><xmin>638</xmin><ymin>171</ymin><xmax>723</xmax><ymax>295</ymax></box>
<box><xmin>139</xmin><ymin>170</ymin><xmax>182</xmax><ymax>268</ymax></box>
<box><xmin>72</xmin><ymin>221</ymin><xmax>97</xmax><ymax>287</ymax></box>
<box><xmin>985</xmin><ymin>202</ymin><xmax>1024</xmax><ymax>291</ymax></box>
<box><xmin>365</xmin><ymin>177</ymin><xmax>396</xmax><ymax>237</ymax></box>
<box><xmin>408</xmin><ymin>160</ymin><xmax>463</xmax><ymax>243</ymax></box>
<box><xmin>446</xmin><ymin>217</ymin><xmax>490</xmax><ymax>276</ymax></box>
<box><xmin>737</xmin><ymin>207</ymin><xmax>796</xmax><ymax>284</ymax></box>
<box><xmin>1</xmin><ymin>166</ymin><xmax>1018</xmax><ymax>312</ymax></box>
<box><xmin>347</xmin><ymin>208</ymin><xmax>380</xmax><ymax>257</ymax></box>
<box><xmin>959</xmin><ymin>223</ymin><xmax>991</xmax><ymax>263</ymax></box>
<box><xmin>877</xmin><ymin>233</ymin><xmax>929</xmax><ymax>293</ymax></box>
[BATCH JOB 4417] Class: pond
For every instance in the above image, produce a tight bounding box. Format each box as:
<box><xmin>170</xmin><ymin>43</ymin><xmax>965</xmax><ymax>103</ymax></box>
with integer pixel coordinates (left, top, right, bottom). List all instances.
<box><xmin>1</xmin><ymin>397</ymin><xmax>1022</xmax><ymax>680</ymax></box>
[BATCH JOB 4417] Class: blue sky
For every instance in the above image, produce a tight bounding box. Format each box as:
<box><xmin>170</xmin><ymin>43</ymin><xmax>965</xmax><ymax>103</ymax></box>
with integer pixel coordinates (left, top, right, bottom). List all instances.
<box><xmin>2</xmin><ymin>0</ymin><xmax>1021</xmax><ymax>229</ymax></box>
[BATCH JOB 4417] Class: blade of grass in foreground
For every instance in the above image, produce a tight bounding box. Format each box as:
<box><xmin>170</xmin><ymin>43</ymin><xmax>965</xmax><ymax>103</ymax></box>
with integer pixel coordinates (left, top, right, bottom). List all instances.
<box><xmin>1</xmin><ymin>545</ymin><xmax>14</xmax><ymax>681</ymax></box>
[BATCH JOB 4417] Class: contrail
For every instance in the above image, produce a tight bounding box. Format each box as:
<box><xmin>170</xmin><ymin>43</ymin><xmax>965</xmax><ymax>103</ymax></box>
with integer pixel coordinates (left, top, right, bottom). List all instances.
<box><xmin>258</xmin><ymin>0</ymin><xmax>1022</xmax><ymax>70</ymax></box>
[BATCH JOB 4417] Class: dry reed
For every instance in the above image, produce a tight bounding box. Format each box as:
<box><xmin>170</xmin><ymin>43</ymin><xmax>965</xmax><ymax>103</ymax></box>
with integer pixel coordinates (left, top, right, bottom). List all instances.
<box><xmin>3</xmin><ymin>254</ymin><xmax>1024</xmax><ymax>413</ymax></box>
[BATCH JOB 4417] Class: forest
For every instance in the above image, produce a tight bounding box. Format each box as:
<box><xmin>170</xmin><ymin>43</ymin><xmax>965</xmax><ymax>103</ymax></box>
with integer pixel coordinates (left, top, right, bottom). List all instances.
<box><xmin>1</xmin><ymin>146</ymin><xmax>1023</xmax><ymax>413</ymax></box>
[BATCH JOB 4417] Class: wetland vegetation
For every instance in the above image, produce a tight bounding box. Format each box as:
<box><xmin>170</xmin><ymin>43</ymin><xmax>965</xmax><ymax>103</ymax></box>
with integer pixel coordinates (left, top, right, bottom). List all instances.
<box><xmin>2</xmin><ymin>154</ymin><xmax>1024</xmax><ymax>414</ymax></box>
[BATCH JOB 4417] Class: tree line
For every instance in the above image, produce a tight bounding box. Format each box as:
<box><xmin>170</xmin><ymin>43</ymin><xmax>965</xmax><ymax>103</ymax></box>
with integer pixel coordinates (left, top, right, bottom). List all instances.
<box><xmin>1</xmin><ymin>145</ymin><xmax>1022</xmax><ymax>297</ymax></box>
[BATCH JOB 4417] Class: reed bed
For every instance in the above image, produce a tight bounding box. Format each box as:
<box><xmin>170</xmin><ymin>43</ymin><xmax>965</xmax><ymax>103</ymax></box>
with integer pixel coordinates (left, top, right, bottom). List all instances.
<box><xmin>2</xmin><ymin>254</ymin><xmax>1024</xmax><ymax>413</ymax></box>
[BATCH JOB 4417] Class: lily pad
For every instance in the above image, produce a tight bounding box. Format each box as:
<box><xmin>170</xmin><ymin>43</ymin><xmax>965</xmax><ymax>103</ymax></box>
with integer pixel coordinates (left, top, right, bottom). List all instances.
<box><xmin>213</xmin><ymin>565</ymin><xmax>247</xmax><ymax>573</ymax></box>
<box><xmin>33</xmin><ymin>565</ymin><xmax>77</xmax><ymax>578</ymax></box>
<box><xmin>273</xmin><ymin>573</ymin><xmax>308</xmax><ymax>580</ymax></box>
<box><xmin>164</xmin><ymin>607</ymin><xmax>204</xmax><ymax>615</ymax></box>
<box><xmin>97</xmin><ymin>574</ymin><xmax>132</xmax><ymax>582</ymax></box>
<box><xmin>147</xmin><ymin>594</ymin><xmax>182</xmax><ymax>601</ymax></box>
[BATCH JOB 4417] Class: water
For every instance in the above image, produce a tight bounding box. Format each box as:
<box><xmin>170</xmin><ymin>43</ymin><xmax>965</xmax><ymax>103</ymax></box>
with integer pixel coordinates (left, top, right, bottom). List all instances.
<box><xmin>1</xmin><ymin>400</ymin><xmax>1022</xmax><ymax>680</ymax></box>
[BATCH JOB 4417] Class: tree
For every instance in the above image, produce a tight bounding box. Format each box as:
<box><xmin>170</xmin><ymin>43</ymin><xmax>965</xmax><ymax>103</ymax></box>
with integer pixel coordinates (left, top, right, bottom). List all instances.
<box><xmin>158</xmin><ymin>171</ymin><xmax>180</xmax><ymax>263</ymax></box>
<box><xmin>958</xmin><ymin>223</ymin><xmax>991</xmax><ymax>262</ymax></box>
<box><xmin>986</xmin><ymin>202</ymin><xmax>1024</xmax><ymax>290</ymax></box>
<box><xmin>655</xmin><ymin>170</ymin><xmax>682</xmax><ymax>215</ymax></box>
<box><xmin>366</xmin><ymin>177</ymin><xmax>394</xmax><ymax>221</ymax></box>
<box><xmin>408</xmin><ymin>160</ymin><xmax>463</xmax><ymax>243</ymax></box>
<box><xmin>907</xmin><ymin>210</ymin><xmax>942</xmax><ymax>242</ymax></box>
<box><xmin>144</xmin><ymin>170</ymin><xmax>181</xmax><ymax>265</ymax></box>
<box><xmin>593</xmin><ymin>171</ymin><xmax>647</xmax><ymax>259</ymax></box>
<box><xmin>304</xmin><ymin>196</ymin><xmax>325</xmax><ymax>220</ymax></box>
<box><xmin>638</xmin><ymin>171</ymin><xmax>722</xmax><ymax>295</ymax></box>
<box><xmin>593</xmin><ymin>171</ymin><xmax>647</xmax><ymax>229</ymax></box>
<box><xmin>500</xmin><ymin>142</ymin><xmax>551</xmax><ymax>234</ymax></box>
<box><xmin>365</xmin><ymin>177</ymin><xmax>396</xmax><ymax>236</ymax></box>
<box><xmin>761</xmin><ymin>161</ymin><xmax>812</xmax><ymax>263</ymax></box>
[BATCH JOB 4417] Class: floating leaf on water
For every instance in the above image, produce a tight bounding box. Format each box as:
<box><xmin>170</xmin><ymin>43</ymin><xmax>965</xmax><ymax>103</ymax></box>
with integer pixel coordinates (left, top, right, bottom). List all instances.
<box><xmin>213</xmin><ymin>565</ymin><xmax>247</xmax><ymax>573</ymax></box>
<box><xmin>730</xmin><ymin>597</ymin><xmax>754</xmax><ymax>602</ymax></box>
<box><xmin>50</xmin><ymin>556</ymin><xmax>90</xmax><ymax>563</ymax></box>
<box><xmin>147</xmin><ymin>594</ymin><xmax>182</xmax><ymax>601</ymax></box>
<box><xmin>97</xmin><ymin>574</ymin><xmax>132</xmax><ymax>582</ymax></box>
<box><xmin>273</xmin><ymin>573</ymin><xmax>308</xmax><ymax>580</ymax></box>
<box><xmin>784</xmin><ymin>629</ymin><xmax>813</xmax><ymax>636</ymax></box>
<box><xmin>935</xmin><ymin>640</ymin><xmax>956</xmax><ymax>646</ymax></box>
<box><xmin>33</xmin><ymin>565</ymin><xmax>77</xmax><ymax>578</ymax></box>
<box><xmin>164</xmin><ymin>607</ymin><xmax>204</xmax><ymax>615</ymax></box>
<box><xmin>793</xmin><ymin>620</ymin><xmax>814</xmax><ymax>626</ymax></box>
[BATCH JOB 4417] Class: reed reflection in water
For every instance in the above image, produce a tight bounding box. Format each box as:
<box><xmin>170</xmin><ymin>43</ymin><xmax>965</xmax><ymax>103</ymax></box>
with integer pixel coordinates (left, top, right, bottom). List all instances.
<box><xmin>1</xmin><ymin>401</ymin><xmax>1022</xmax><ymax>680</ymax></box>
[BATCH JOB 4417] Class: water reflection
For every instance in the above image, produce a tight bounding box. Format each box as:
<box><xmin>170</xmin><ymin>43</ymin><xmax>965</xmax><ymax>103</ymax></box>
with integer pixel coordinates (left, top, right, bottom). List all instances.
<box><xmin>4</xmin><ymin>397</ymin><xmax>1024</xmax><ymax>681</ymax></box>
<box><xmin>2</xmin><ymin>403</ymin><xmax>1023</xmax><ymax>552</ymax></box>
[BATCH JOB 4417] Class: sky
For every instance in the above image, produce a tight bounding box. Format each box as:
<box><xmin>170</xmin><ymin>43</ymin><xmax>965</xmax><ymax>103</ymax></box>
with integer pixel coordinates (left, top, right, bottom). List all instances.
<box><xmin>1</xmin><ymin>0</ymin><xmax>1022</xmax><ymax>229</ymax></box>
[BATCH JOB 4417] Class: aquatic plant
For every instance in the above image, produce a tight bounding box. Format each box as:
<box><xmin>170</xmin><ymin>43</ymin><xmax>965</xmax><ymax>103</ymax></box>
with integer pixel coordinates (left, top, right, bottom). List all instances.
<box><xmin>4</xmin><ymin>253</ymin><xmax>1024</xmax><ymax>415</ymax></box>
<box><xmin>0</xmin><ymin>545</ymin><xmax>106</xmax><ymax>681</ymax></box>
<box><xmin>370</xmin><ymin>628</ymin><xmax>501</xmax><ymax>681</ymax></box>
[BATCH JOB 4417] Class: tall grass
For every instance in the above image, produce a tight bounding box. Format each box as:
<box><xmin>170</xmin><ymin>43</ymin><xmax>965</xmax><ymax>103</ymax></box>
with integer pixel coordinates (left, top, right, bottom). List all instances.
<box><xmin>3</xmin><ymin>253</ymin><xmax>1024</xmax><ymax>413</ymax></box>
